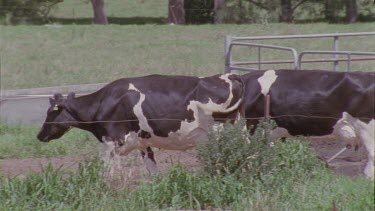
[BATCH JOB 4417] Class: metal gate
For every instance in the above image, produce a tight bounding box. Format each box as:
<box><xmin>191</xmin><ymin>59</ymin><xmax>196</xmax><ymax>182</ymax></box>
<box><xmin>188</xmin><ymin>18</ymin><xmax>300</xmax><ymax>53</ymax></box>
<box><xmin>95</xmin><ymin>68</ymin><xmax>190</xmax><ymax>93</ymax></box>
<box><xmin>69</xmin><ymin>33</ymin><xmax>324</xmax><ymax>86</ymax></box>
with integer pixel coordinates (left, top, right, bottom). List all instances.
<box><xmin>224</xmin><ymin>32</ymin><xmax>375</xmax><ymax>73</ymax></box>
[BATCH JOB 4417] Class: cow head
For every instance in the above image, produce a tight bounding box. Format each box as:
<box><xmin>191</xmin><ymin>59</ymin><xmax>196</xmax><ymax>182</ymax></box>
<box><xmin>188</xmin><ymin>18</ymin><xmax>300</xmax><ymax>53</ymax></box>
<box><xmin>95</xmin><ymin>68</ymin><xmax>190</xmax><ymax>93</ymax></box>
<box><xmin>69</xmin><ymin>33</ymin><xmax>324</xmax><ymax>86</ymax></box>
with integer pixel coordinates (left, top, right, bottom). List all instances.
<box><xmin>37</xmin><ymin>93</ymin><xmax>76</xmax><ymax>142</ymax></box>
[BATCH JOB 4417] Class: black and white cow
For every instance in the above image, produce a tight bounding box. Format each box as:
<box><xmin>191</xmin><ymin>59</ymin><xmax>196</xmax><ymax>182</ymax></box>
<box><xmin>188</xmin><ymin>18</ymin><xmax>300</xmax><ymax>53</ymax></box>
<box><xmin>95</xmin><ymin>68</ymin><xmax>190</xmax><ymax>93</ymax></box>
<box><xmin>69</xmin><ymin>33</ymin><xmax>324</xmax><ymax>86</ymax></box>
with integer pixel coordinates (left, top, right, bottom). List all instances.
<box><xmin>241</xmin><ymin>69</ymin><xmax>375</xmax><ymax>179</ymax></box>
<box><xmin>37</xmin><ymin>74</ymin><xmax>244</xmax><ymax>172</ymax></box>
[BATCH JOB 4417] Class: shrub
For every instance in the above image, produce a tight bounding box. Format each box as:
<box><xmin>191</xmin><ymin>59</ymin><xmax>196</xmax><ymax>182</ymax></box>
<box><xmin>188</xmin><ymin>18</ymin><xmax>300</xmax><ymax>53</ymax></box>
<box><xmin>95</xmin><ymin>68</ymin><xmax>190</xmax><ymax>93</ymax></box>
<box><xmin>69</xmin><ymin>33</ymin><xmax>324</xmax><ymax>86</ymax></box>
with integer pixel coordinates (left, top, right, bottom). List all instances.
<box><xmin>196</xmin><ymin>119</ymin><xmax>325</xmax><ymax>185</ymax></box>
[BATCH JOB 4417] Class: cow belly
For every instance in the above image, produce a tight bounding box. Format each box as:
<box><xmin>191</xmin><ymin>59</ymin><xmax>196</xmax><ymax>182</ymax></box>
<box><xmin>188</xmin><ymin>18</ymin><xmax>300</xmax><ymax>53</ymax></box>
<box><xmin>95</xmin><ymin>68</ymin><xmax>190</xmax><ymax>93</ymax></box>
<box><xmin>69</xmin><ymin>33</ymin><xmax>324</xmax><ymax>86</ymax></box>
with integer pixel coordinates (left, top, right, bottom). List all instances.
<box><xmin>115</xmin><ymin>115</ymin><xmax>214</xmax><ymax>154</ymax></box>
<box><xmin>141</xmin><ymin>127</ymin><xmax>208</xmax><ymax>150</ymax></box>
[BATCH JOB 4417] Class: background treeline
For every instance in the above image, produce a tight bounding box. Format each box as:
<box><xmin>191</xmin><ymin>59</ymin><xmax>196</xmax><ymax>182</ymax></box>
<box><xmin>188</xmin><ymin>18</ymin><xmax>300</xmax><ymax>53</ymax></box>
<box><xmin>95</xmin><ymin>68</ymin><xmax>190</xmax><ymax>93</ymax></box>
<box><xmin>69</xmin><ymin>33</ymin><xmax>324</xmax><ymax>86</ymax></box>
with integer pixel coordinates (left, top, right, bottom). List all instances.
<box><xmin>0</xmin><ymin>0</ymin><xmax>374</xmax><ymax>25</ymax></box>
<box><xmin>184</xmin><ymin>0</ymin><xmax>375</xmax><ymax>24</ymax></box>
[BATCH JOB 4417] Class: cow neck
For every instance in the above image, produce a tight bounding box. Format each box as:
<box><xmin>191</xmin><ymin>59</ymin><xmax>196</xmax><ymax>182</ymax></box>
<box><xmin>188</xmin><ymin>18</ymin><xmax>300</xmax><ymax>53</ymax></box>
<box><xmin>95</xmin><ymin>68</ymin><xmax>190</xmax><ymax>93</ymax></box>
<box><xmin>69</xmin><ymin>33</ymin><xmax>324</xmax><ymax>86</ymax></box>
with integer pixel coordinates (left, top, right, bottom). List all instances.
<box><xmin>66</xmin><ymin>94</ymin><xmax>100</xmax><ymax>124</ymax></box>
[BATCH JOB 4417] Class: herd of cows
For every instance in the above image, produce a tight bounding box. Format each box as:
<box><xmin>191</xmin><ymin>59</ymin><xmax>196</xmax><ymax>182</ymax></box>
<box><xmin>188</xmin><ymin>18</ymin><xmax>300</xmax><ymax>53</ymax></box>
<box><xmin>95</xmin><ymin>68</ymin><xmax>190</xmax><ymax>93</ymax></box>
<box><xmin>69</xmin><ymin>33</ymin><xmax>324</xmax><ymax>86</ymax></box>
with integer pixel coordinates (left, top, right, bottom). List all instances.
<box><xmin>37</xmin><ymin>69</ymin><xmax>375</xmax><ymax>179</ymax></box>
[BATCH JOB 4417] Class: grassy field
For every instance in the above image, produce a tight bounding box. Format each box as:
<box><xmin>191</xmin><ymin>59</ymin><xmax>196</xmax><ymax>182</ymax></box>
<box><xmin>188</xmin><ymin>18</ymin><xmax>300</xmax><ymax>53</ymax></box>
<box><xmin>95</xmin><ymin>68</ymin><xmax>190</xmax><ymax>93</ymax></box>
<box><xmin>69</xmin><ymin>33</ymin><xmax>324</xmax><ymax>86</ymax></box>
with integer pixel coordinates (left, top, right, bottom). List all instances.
<box><xmin>1</xmin><ymin>23</ymin><xmax>374</xmax><ymax>89</ymax></box>
<box><xmin>0</xmin><ymin>1</ymin><xmax>374</xmax><ymax>209</ymax></box>
<box><xmin>0</xmin><ymin>121</ymin><xmax>99</xmax><ymax>158</ymax></box>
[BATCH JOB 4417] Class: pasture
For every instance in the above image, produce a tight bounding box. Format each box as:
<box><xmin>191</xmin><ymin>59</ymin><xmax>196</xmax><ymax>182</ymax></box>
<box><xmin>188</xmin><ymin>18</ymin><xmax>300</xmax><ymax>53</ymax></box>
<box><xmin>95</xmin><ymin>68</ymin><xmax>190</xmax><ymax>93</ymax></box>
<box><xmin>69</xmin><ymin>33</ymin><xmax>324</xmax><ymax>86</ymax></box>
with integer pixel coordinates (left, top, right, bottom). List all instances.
<box><xmin>1</xmin><ymin>23</ymin><xmax>375</xmax><ymax>89</ymax></box>
<box><xmin>1</xmin><ymin>0</ymin><xmax>375</xmax><ymax>209</ymax></box>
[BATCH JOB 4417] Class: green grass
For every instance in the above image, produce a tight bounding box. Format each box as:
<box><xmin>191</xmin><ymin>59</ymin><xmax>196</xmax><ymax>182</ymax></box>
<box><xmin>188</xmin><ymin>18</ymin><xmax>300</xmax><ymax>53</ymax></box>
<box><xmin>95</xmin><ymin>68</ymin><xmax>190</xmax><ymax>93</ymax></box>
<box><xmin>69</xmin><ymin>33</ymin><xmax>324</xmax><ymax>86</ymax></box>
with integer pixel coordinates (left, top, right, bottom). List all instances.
<box><xmin>0</xmin><ymin>121</ymin><xmax>373</xmax><ymax>210</ymax></box>
<box><xmin>0</xmin><ymin>121</ymin><xmax>99</xmax><ymax>158</ymax></box>
<box><xmin>1</xmin><ymin>156</ymin><xmax>373</xmax><ymax>210</ymax></box>
<box><xmin>1</xmin><ymin>23</ymin><xmax>374</xmax><ymax>89</ymax></box>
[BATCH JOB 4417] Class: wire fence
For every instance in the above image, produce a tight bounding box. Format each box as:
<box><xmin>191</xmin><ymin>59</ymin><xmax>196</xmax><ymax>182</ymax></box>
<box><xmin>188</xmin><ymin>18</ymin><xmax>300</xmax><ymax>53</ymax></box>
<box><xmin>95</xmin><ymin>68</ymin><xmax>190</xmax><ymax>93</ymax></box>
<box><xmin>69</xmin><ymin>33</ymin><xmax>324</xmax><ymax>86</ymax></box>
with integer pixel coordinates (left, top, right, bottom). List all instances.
<box><xmin>42</xmin><ymin>115</ymin><xmax>373</xmax><ymax>125</ymax></box>
<box><xmin>2</xmin><ymin>95</ymin><xmax>372</xmax><ymax>124</ymax></box>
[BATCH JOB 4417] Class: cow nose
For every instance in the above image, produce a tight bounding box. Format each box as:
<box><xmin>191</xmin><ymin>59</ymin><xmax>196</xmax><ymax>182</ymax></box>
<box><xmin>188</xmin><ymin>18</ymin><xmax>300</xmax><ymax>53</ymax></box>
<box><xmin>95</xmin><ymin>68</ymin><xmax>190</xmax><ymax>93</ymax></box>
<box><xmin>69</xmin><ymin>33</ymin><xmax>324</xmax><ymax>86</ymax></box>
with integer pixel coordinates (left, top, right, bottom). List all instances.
<box><xmin>37</xmin><ymin>132</ymin><xmax>49</xmax><ymax>142</ymax></box>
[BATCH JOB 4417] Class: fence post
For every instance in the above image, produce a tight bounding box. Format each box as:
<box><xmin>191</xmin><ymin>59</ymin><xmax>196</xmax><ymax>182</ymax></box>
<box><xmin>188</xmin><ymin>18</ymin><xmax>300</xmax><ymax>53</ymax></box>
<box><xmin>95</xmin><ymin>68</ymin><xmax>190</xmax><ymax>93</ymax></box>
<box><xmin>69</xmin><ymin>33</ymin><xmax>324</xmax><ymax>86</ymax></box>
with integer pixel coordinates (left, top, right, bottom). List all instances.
<box><xmin>347</xmin><ymin>54</ymin><xmax>351</xmax><ymax>72</ymax></box>
<box><xmin>258</xmin><ymin>47</ymin><xmax>262</xmax><ymax>70</ymax></box>
<box><xmin>224</xmin><ymin>35</ymin><xmax>232</xmax><ymax>73</ymax></box>
<box><xmin>333</xmin><ymin>34</ymin><xmax>339</xmax><ymax>71</ymax></box>
<box><xmin>264</xmin><ymin>94</ymin><xmax>271</xmax><ymax>143</ymax></box>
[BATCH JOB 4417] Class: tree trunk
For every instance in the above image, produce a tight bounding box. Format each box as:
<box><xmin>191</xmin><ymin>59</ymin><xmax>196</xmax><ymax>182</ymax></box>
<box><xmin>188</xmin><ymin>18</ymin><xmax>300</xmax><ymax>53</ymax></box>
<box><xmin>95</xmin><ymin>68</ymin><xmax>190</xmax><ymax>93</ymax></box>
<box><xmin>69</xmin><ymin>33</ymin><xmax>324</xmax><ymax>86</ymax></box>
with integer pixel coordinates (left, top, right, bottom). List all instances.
<box><xmin>280</xmin><ymin>0</ymin><xmax>293</xmax><ymax>23</ymax></box>
<box><xmin>168</xmin><ymin>0</ymin><xmax>185</xmax><ymax>24</ymax></box>
<box><xmin>345</xmin><ymin>0</ymin><xmax>357</xmax><ymax>23</ymax></box>
<box><xmin>91</xmin><ymin>0</ymin><xmax>108</xmax><ymax>25</ymax></box>
<box><xmin>325</xmin><ymin>0</ymin><xmax>337</xmax><ymax>23</ymax></box>
<box><xmin>214</xmin><ymin>0</ymin><xmax>225</xmax><ymax>23</ymax></box>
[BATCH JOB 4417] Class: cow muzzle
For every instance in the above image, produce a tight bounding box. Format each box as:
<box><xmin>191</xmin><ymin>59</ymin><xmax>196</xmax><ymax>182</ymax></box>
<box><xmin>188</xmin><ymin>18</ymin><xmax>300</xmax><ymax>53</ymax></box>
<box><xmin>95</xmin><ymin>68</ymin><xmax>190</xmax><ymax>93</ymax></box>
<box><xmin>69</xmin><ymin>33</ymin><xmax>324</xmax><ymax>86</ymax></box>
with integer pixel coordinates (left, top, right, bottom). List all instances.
<box><xmin>37</xmin><ymin>131</ymin><xmax>50</xmax><ymax>142</ymax></box>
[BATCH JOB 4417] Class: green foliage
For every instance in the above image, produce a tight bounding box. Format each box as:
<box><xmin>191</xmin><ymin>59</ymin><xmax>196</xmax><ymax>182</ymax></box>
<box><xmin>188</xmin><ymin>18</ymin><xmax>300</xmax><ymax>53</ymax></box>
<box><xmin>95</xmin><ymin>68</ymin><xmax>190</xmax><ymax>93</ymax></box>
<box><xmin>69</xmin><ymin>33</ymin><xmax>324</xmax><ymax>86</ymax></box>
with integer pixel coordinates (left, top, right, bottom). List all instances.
<box><xmin>184</xmin><ymin>0</ymin><xmax>214</xmax><ymax>24</ymax></box>
<box><xmin>0</xmin><ymin>155</ymin><xmax>373</xmax><ymax>210</ymax></box>
<box><xmin>128</xmin><ymin>165</ymin><xmax>247</xmax><ymax>210</ymax></box>
<box><xmin>215</xmin><ymin>0</ymin><xmax>375</xmax><ymax>23</ymax></box>
<box><xmin>0</xmin><ymin>158</ymin><xmax>106</xmax><ymax>210</ymax></box>
<box><xmin>216</xmin><ymin>0</ymin><xmax>277</xmax><ymax>24</ymax></box>
<box><xmin>197</xmin><ymin>120</ymin><xmax>323</xmax><ymax>182</ymax></box>
<box><xmin>0</xmin><ymin>0</ymin><xmax>62</xmax><ymax>24</ymax></box>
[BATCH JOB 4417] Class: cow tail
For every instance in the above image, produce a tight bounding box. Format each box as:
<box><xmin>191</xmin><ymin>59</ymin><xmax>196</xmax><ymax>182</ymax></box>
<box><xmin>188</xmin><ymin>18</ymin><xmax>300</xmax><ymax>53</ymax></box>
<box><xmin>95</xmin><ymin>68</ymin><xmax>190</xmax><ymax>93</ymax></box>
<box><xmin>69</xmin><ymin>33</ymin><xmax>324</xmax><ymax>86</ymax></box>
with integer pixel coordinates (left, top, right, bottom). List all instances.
<box><xmin>223</xmin><ymin>74</ymin><xmax>245</xmax><ymax>114</ymax></box>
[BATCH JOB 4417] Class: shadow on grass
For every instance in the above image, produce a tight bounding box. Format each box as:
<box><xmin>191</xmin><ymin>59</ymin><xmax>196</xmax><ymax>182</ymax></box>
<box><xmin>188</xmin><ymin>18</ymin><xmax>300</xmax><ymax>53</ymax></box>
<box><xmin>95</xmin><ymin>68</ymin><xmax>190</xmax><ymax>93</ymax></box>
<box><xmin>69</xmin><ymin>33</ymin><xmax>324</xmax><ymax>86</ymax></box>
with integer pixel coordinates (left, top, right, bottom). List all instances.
<box><xmin>49</xmin><ymin>16</ymin><xmax>167</xmax><ymax>25</ymax></box>
<box><xmin>295</xmin><ymin>14</ymin><xmax>375</xmax><ymax>24</ymax></box>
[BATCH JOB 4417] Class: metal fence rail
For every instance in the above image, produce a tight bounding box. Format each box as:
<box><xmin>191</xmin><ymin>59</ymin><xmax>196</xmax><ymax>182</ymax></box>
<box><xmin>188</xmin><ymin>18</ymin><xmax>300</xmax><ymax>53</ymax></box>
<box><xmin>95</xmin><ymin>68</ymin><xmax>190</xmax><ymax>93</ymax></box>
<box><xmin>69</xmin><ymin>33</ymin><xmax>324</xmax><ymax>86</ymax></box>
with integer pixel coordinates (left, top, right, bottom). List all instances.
<box><xmin>298</xmin><ymin>51</ymin><xmax>375</xmax><ymax>72</ymax></box>
<box><xmin>224</xmin><ymin>32</ymin><xmax>375</xmax><ymax>73</ymax></box>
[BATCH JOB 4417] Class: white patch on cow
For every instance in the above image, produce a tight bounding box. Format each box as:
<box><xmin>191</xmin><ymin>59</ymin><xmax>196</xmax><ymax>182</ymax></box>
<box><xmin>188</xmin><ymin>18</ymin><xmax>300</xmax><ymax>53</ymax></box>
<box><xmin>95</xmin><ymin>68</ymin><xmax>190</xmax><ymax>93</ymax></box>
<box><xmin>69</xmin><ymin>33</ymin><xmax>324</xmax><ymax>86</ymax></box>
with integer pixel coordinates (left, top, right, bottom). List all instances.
<box><xmin>137</xmin><ymin>73</ymin><xmax>241</xmax><ymax>151</ymax></box>
<box><xmin>164</xmin><ymin>73</ymin><xmax>240</xmax><ymax>149</ymax></box>
<box><xmin>128</xmin><ymin>83</ymin><xmax>154</xmax><ymax>134</ymax></box>
<box><xmin>257</xmin><ymin>70</ymin><xmax>278</xmax><ymax>96</ymax></box>
<box><xmin>112</xmin><ymin>76</ymin><xmax>242</xmax><ymax>172</ymax></box>
<box><xmin>128</xmin><ymin>83</ymin><xmax>137</xmax><ymax>91</ymax></box>
<box><xmin>333</xmin><ymin>119</ymin><xmax>358</xmax><ymax>146</ymax></box>
<box><xmin>335</xmin><ymin>112</ymin><xmax>374</xmax><ymax>179</ymax></box>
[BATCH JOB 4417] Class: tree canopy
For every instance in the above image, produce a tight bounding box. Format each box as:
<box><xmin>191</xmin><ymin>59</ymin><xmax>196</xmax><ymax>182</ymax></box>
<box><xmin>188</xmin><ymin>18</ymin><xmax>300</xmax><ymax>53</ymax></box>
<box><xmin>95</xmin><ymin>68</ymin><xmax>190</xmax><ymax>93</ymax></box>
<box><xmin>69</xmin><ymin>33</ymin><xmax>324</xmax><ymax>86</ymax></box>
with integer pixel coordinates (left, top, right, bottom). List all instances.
<box><xmin>0</xmin><ymin>0</ymin><xmax>374</xmax><ymax>25</ymax></box>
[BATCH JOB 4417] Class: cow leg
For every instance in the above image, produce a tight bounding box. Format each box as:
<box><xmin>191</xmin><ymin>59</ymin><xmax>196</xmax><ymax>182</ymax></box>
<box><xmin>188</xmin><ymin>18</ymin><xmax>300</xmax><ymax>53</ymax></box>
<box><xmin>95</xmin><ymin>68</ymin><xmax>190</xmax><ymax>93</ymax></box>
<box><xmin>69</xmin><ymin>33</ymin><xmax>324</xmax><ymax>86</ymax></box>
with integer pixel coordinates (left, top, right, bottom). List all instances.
<box><xmin>101</xmin><ymin>137</ymin><xmax>123</xmax><ymax>177</ymax></box>
<box><xmin>114</xmin><ymin>134</ymin><xmax>159</xmax><ymax>174</ymax></box>
<box><xmin>335</xmin><ymin>113</ymin><xmax>374</xmax><ymax>179</ymax></box>
<box><xmin>141</xmin><ymin>147</ymin><xmax>158</xmax><ymax>174</ymax></box>
<box><xmin>115</xmin><ymin>132</ymin><xmax>140</xmax><ymax>156</ymax></box>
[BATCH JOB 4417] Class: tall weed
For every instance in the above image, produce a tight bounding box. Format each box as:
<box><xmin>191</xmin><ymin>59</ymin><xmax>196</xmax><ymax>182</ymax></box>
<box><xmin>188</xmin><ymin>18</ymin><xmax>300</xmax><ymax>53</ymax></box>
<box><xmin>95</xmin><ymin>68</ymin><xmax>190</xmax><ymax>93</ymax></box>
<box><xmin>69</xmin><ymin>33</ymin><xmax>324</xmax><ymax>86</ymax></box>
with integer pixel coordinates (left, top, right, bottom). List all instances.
<box><xmin>0</xmin><ymin>158</ymin><xmax>106</xmax><ymax>210</ymax></box>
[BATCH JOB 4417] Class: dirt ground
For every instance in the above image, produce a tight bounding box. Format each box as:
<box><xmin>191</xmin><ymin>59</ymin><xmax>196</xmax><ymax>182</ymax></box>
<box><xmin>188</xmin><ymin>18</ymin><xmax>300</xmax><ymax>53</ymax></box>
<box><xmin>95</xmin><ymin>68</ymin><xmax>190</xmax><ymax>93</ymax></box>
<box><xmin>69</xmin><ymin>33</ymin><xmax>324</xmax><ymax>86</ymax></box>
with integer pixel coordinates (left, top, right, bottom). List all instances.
<box><xmin>0</xmin><ymin>138</ymin><xmax>368</xmax><ymax>180</ymax></box>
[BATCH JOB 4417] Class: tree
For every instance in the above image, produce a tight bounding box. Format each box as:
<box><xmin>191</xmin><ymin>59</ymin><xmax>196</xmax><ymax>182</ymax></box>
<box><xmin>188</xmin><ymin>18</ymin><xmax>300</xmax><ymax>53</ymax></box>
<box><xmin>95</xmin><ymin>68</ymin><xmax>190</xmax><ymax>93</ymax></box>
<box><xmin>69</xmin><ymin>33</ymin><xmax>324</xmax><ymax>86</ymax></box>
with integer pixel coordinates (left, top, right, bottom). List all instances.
<box><xmin>214</xmin><ymin>0</ymin><xmax>225</xmax><ymax>23</ymax></box>
<box><xmin>91</xmin><ymin>0</ymin><xmax>108</xmax><ymax>24</ymax></box>
<box><xmin>279</xmin><ymin>0</ymin><xmax>308</xmax><ymax>23</ymax></box>
<box><xmin>324</xmin><ymin>0</ymin><xmax>335</xmax><ymax>22</ymax></box>
<box><xmin>168</xmin><ymin>0</ymin><xmax>185</xmax><ymax>24</ymax></box>
<box><xmin>0</xmin><ymin>0</ymin><xmax>63</xmax><ymax>24</ymax></box>
<box><xmin>345</xmin><ymin>0</ymin><xmax>357</xmax><ymax>23</ymax></box>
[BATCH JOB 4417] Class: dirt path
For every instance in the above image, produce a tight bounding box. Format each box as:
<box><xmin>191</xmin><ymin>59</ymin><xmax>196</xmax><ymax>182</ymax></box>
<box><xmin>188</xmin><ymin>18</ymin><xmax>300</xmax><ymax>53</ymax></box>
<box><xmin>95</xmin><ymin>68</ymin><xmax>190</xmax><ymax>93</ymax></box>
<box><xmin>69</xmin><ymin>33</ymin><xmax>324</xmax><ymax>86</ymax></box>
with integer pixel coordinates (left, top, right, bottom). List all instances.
<box><xmin>0</xmin><ymin>139</ymin><xmax>367</xmax><ymax>179</ymax></box>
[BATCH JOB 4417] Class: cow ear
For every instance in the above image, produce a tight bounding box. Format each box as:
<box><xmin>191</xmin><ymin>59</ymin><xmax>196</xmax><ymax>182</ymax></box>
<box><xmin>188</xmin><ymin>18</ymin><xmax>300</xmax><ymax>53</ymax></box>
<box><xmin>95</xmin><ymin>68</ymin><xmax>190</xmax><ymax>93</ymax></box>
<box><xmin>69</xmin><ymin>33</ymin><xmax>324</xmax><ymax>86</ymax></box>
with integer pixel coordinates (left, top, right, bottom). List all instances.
<box><xmin>49</xmin><ymin>97</ymin><xmax>55</xmax><ymax>105</ymax></box>
<box><xmin>54</xmin><ymin>93</ymin><xmax>63</xmax><ymax>101</ymax></box>
<box><xmin>67</xmin><ymin>92</ymin><xmax>76</xmax><ymax>101</ymax></box>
